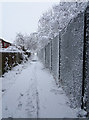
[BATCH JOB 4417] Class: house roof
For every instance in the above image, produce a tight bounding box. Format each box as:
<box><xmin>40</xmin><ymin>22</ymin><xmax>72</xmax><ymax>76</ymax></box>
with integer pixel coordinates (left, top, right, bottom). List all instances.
<box><xmin>0</xmin><ymin>38</ymin><xmax>11</xmax><ymax>45</ymax></box>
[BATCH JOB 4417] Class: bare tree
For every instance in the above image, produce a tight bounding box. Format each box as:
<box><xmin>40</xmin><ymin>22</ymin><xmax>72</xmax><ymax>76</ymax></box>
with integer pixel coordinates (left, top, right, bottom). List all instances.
<box><xmin>15</xmin><ymin>32</ymin><xmax>38</xmax><ymax>52</ymax></box>
<box><xmin>15</xmin><ymin>33</ymin><xmax>25</xmax><ymax>50</ymax></box>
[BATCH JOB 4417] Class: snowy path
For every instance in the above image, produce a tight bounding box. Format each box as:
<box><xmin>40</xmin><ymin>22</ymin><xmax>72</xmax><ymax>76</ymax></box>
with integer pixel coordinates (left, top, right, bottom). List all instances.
<box><xmin>2</xmin><ymin>57</ymin><xmax>38</xmax><ymax>118</ymax></box>
<box><xmin>2</xmin><ymin>55</ymin><xmax>78</xmax><ymax>118</ymax></box>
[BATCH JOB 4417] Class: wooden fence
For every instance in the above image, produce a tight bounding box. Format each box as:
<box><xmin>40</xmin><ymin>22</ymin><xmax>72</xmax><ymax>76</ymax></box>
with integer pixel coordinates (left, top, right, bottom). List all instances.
<box><xmin>0</xmin><ymin>52</ymin><xmax>31</xmax><ymax>76</ymax></box>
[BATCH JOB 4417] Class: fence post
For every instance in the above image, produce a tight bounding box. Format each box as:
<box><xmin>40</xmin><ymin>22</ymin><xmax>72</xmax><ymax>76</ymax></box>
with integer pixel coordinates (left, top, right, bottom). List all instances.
<box><xmin>45</xmin><ymin>47</ymin><xmax>46</xmax><ymax>65</ymax></box>
<box><xmin>82</xmin><ymin>5</ymin><xmax>89</xmax><ymax>116</ymax></box>
<box><xmin>81</xmin><ymin>9</ymin><xmax>86</xmax><ymax>110</ymax></box>
<box><xmin>0</xmin><ymin>52</ymin><xmax>2</xmax><ymax>76</ymax></box>
<box><xmin>59</xmin><ymin>33</ymin><xmax>61</xmax><ymax>80</ymax></box>
<box><xmin>50</xmin><ymin>39</ymin><xmax>52</xmax><ymax>71</ymax></box>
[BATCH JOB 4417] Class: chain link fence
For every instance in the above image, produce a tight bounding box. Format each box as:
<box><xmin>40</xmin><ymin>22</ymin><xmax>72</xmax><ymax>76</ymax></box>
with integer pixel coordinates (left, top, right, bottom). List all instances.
<box><xmin>38</xmin><ymin>6</ymin><xmax>89</xmax><ymax>117</ymax></box>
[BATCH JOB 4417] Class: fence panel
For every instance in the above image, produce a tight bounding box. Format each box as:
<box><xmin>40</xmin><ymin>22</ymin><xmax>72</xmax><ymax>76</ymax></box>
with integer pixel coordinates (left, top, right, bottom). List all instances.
<box><xmin>37</xmin><ymin>6</ymin><xmax>89</xmax><ymax>115</ymax></box>
<box><xmin>60</xmin><ymin>12</ymin><xmax>84</xmax><ymax>108</ymax></box>
<box><xmin>38</xmin><ymin>48</ymin><xmax>45</xmax><ymax>65</ymax></box>
<box><xmin>51</xmin><ymin>36</ymin><xmax>59</xmax><ymax>84</ymax></box>
<box><xmin>0</xmin><ymin>52</ymin><xmax>2</xmax><ymax>76</ymax></box>
<box><xmin>0</xmin><ymin>52</ymin><xmax>30</xmax><ymax>76</ymax></box>
<box><xmin>45</xmin><ymin>42</ymin><xmax>52</xmax><ymax>70</ymax></box>
<box><xmin>83</xmin><ymin>6</ymin><xmax>89</xmax><ymax>116</ymax></box>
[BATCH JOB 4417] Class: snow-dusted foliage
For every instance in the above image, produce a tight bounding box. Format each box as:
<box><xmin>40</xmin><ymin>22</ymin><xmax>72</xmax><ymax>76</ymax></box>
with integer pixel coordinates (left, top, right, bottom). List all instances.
<box><xmin>13</xmin><ymin>2</ymin><xmax>88</xmax><ymax>51</ymax></box>
<box><xmin>37</xmin><ymin>2</ymin><xmax>87</xmax><ymax>49</ymax></box>
<box><xmin>15</xmin><ymin>32</ymin><xmax>38</xmax><ymax>52</ymax></box>
<box><xmin>25</xmin><ymin>33</ymin><xmax>38</xmax><ymax>51</ymax></box>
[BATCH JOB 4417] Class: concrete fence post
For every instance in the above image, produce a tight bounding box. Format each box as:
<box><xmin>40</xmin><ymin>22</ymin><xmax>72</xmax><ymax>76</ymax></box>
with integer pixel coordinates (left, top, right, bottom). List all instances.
<box><xmin>82</xmin><ymin>5</ymin><xmax>89</xmax><ymax>116</ymax></box>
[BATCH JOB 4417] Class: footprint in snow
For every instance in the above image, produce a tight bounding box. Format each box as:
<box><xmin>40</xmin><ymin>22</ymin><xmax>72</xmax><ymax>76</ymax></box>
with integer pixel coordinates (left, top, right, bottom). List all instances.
<box><xmin>50</xmin><ymin>89</ymin><xmax>64</xmax><ymax>95</ymax></box>
<box><xmin>2</xmin><ymin>89</ymin><xmax>6</xmax><ymax>93</ymax></box>
<box><xmin>20</xmin><ymin>93</ymin><xmax>24</xmax><ymax>96</ymax></box>
<box><xmin>5</xmin><ymin>106</ymin><xmax>8</xmax><ymax>111</ymax></box>
<box><xmin>18</xmin><ymin>101</ymin><xmax>22</xmax><ymax>110</ymax></box>
<box><xmin>17</xmin><ymin>93</ymin><xmax>24</xmax><ymax>101</ymax></box>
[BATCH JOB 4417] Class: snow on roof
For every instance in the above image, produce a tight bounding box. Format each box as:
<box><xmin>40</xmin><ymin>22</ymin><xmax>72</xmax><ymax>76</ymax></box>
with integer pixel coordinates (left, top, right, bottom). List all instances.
<box><xmin>0</xmin><ymin>38</ymin><xmax>12</xmax><ymax>44</ymax></box>
<box><xmin>0</xmin><ymin>45</ymin><xmax>24</xmax><ymax>53</ymax></box>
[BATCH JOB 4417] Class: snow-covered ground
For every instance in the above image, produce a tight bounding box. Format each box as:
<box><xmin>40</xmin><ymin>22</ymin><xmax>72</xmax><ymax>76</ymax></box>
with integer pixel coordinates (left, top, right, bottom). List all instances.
<box><xmin>2</xmin><ymin>55</ymin><xmax>79</xmax><ymax>118</ymax></box>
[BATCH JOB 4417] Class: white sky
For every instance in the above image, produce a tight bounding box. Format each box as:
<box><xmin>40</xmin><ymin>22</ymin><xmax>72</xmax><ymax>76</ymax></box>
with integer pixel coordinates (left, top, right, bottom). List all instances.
<box><xmin>0</xmin><ymin>1</ymin><xmax>60</xmax><ymax>43</ymax></box>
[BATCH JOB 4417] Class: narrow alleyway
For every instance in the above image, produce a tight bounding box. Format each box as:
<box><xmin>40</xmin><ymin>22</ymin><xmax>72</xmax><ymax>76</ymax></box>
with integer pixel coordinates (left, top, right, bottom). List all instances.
<box><xmin>2</xmin><ymin>55</ymin><xmax>78</xmax><ymax>118</ymax></box>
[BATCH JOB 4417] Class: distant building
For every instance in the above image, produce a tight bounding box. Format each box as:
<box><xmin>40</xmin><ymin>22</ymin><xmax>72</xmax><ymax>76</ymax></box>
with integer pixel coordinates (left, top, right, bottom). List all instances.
<box><xmin>0</xmin><ymin>39</ymin><xmax>11</xmax><ymax>48</ymax></box>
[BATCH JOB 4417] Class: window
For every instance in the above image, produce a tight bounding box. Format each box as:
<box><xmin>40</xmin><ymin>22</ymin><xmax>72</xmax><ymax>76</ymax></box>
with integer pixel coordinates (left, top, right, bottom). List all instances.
<box><xmin>0</xmin><ymin>41</ymin><xmax>2</xmax><ymax>48</ymax></box>
<box><xmin>4</xmin><ymin>42</ymin><xmax>7</xmax><ymax>47</ymax></box>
